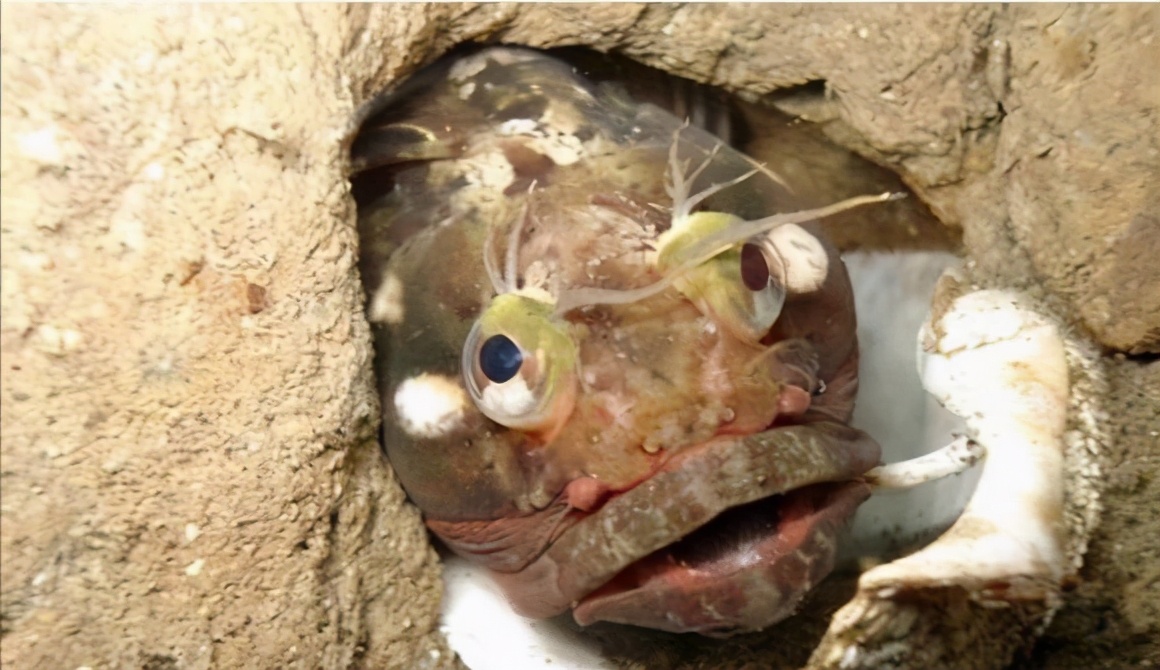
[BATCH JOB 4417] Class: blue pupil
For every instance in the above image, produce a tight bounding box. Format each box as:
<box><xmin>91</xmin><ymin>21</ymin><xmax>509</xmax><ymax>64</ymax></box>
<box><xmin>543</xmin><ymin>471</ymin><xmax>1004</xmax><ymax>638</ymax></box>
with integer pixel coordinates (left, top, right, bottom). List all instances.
<box><xmin>479</xmin><ymin>334</ymin><xmax>523</xmax><ymax>383</ymax></box>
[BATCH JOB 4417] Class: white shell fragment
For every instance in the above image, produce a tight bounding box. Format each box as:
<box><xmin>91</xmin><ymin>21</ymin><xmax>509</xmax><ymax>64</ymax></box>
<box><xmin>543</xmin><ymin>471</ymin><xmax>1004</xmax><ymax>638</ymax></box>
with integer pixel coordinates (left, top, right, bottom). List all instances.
<box><xmin>865</xmin><ymin>436</ymin><xmax>986</xmax><ymax>490</ymax></box>
<box><xmin>811</xmin><ymin>271</ymin><xmax>1109</xmax><ymax>669</ymax></box>
<box><xmin>862</xmin><ymin>285</ymin><xmax>1069</xmax><ymax>596</ymax></box>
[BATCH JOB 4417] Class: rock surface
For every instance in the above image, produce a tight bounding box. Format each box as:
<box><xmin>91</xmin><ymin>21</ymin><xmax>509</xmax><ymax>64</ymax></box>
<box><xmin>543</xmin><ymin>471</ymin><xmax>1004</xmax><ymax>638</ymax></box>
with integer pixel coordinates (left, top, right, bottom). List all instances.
<box><xmin>1</xmin><ymin>4</ymin><xmax>1156</xmax><ymax>669</ymax></box>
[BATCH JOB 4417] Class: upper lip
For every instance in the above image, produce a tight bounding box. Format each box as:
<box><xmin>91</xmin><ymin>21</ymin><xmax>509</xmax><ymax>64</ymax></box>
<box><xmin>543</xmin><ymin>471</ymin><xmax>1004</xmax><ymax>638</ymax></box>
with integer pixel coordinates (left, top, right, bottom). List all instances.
<box><xmin>491</xmin><ymin>422</ymin><xmax>881</xmax><ymax>618</ymax></box>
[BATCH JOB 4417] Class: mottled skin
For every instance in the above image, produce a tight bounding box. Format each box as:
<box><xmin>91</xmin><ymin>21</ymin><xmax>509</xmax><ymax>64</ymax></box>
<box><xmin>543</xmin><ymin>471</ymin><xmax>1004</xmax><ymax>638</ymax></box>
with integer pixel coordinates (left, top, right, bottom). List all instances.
<box><xmin>354</xmin><ymin>48</ymin><xmax>881</xmax><ymax>635</ymax></box>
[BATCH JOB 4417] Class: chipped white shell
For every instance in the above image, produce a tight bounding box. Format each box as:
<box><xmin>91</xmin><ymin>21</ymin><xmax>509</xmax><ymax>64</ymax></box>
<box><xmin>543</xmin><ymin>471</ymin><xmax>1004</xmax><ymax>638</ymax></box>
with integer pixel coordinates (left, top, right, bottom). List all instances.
<box><xmin>861</xmin><ymin>286</ymin><xmax>1069</xmax><ymax>596</ymax></box>
<box><xmin>812</xmin><ymin>272</ymin><xmax>1109</xmax><ymax>670</ymax></box>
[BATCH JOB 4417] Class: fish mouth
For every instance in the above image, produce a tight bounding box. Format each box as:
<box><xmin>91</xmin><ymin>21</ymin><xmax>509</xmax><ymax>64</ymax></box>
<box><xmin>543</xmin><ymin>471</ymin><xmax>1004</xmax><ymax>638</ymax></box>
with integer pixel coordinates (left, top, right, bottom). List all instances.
<box><xmin>492</xmin><ymin>422</ymin><xmax>881</xmax><ymax>635</ymax></box>
<box><xmin>571</xmin><ymin>481</ymin><xmax>871</xmax><ymax>635</ymax></box>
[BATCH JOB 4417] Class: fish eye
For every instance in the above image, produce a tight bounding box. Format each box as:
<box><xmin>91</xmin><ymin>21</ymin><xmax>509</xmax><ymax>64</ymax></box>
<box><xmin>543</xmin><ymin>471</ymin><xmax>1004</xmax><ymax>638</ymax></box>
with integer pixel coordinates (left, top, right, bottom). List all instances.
<box><xmin>461</xmin><ymin>294</ymin><xmax>578</xmax><ymax>437</ymax></box>
<box><xmin>479</xmin><ymin>334</ymin><xmax>523</xmax><ymax>383</ymax></box>
<box><xmin>656</xmin><ymin>212</ymin><xmax>790</xmax><ymax>343</ymax></box>
<box><xmin>702</xmin><ymin>237</ymin><xmax>787</xmax><ymax>342</ymax></box>
<box><xmin>737</xmin><ymin>238</ymin><xmax>789</xmax><ymax>336</ymax></box>
<box><xmin>662</xmin><ymin>235</ymin><xmax>788</xmax><ymax>344</ymax></box>
<box><xmin>740</xmin><ymin>242</ymin><xmax>771</xmax><ymax>291</ymax></box>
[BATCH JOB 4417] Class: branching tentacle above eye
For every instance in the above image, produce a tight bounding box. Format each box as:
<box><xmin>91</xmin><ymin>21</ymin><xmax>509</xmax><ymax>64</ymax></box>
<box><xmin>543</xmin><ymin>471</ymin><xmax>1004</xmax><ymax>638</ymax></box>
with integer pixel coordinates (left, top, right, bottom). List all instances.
<box><xmin>481</xmin><ymin>128</ymin><xmax>902</xmax><ymax>329</ymax></box>
<box><xmin>505</xmin><ymin>183</ymin><xmax>537</xmax><ymax>293</ymax></box>
<box><xmin>483</xmin><ymin>221</ymin><xmax>508</xmax><ymax>295</ymax></box>
<box><xmin>667</xmin><ymin>126</ymin><xmax>790</xmax><ymax>223</ymax></box>
<box><xmin>667</xmin><ymin>135</ymin><xmax>725</xmax><ymax>222</ymax></box>
<box><xmin>484</xmin><ymin>181</ymin><xmax>542</xmax><ymax>298</ymax></box>
<box><xmin>678</xmin><ymin>167</ymin><xmax>759</xmax><ymax>223</ymax></box>
<box><xmin>467</xmin><ymin>181</ymin><xmax>579</xmax><ymax>435</ymax></box>
<box><xmin>664</xmin><ymin>127</ymin><xmax>904</xmax><ymax>267</ymax></box>
<box><xmin>678</xmin><ymin>191</ymin><xmax>905</xmax><ymax>272</ymax></box>
<box><xmin>553</xmin><ymin>197</ymin><xmax>902</xmax><ymax>318</ymax></box>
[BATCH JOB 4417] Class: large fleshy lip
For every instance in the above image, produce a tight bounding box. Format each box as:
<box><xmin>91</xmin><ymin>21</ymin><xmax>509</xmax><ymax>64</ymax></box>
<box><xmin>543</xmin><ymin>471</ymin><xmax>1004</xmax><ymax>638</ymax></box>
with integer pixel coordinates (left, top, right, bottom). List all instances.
<box><xmin>572</xmin><ymin>481</ymin><xmax>871</xmax><ymax>635</ymax></box>
<box><xmin>491</xmin><ymin>422</ymin><xmax>881</xmax><ymax>630</ymax></box>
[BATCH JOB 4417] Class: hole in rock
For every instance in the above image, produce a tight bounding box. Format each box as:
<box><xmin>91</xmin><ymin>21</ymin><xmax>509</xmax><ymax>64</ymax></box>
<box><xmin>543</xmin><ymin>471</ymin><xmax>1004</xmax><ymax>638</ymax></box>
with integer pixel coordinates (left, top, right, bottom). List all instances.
<box><xmin>350</xmin><ymin>44</ymin><xmax>980</xmax><ymax>668</ymax></box>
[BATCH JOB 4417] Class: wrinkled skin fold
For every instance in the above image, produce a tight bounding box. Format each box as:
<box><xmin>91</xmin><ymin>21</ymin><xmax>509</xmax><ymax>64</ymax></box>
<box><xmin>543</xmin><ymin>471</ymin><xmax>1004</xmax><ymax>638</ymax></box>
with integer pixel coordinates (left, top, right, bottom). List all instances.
<box><xmin>354</xmin><ymin>47</ymin><xmax>882</xmax><ymax>635</ymax></box>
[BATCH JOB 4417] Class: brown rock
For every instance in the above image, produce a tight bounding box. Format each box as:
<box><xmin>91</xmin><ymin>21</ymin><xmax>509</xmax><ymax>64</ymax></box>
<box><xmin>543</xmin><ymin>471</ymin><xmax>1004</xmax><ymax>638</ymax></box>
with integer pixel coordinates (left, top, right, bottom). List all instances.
<box><xmin>2</xmin><ymin>4</ymin><xmax>1156</xmax><ymax>669</ymax></box>
<box><xmin>0</xmin><ymin>5</ymin><xmax>454</xmax><ymax>669</ymax></box>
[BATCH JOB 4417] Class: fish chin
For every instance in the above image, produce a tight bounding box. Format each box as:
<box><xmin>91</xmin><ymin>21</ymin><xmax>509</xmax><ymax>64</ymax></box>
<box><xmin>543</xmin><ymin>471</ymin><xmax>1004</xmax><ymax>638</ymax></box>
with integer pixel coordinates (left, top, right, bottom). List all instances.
<box><xmin>490</xmin><ymin>422</ymin><xmax>880</xmax><ymax>633</ymax></box>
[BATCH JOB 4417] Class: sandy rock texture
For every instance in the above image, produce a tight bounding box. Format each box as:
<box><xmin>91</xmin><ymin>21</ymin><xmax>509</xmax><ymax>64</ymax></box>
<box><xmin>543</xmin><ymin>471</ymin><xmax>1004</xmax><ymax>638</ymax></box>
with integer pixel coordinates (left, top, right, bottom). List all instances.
<box><xmin>1</xmin><ymin>4</ymin><xmax>1156</xmax><ymax>669</ymax></box>
<box><xmin>0</xmin><ymin>5</ymin><xmax>456</xmax><ymax>669</ymax></box>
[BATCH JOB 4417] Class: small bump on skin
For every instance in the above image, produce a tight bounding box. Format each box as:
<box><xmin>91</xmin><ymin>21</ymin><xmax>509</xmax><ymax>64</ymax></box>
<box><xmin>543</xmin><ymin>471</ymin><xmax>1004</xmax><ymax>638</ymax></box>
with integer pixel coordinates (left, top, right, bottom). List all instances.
<box><xmin>395</xmin><ymin>373</ymin><xmax>469</xmax><ymax>439</ymax></box>
<box><xmin>369</xmin><ymin>272</ymin><xmax>405</xmax><ymax>324</ymax></box>
<box><xmin>768</xmin><ymin>224</ymin><xmax>828</xmax><ymax>293</ymax></box>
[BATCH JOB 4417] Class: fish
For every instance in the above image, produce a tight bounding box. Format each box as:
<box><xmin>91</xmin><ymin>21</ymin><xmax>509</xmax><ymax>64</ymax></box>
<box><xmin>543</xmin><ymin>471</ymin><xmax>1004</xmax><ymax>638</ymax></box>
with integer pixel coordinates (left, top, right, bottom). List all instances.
<box><xmin>353</xmin><ymin>46</ymin><xmax>896</xmax><ymax>636</ymax></box>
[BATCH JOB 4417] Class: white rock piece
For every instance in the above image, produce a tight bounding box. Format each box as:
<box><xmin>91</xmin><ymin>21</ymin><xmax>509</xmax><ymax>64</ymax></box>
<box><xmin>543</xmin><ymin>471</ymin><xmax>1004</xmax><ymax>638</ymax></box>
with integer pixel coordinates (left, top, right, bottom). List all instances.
<box><xmin>868</xmin><ymin>283</ymin><xmax>1070</xmax><ymax>596</ymax></box>
<box><xmin>811</xmin><ymin>271</ymin><xmax>1109</xmax><ymax>670</ymax></box>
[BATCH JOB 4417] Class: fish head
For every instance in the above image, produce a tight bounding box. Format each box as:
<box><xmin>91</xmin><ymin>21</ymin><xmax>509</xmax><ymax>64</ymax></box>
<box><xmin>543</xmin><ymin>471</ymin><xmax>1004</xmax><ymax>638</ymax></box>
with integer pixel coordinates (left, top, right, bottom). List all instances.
<box><xmin>357</xmin><ymin>47</ymin><xmax>882</xmax><ymax>635</ymax></box>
